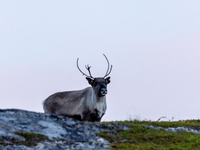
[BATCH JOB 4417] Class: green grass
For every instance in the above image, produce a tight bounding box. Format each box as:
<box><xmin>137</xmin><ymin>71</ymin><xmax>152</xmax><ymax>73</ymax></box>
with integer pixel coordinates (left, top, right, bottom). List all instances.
<box><xmin>98</xmin><ymin>120</ymin><xmax>200</xmax><ymax>150</ymax></box>
<box><xmin>14</xmin><ymin>132</ymin><xmax>49</xmax><ymax>146</ymax></box>
<box><xmin>0</xmin><ymin>132</ymin><xmax>49</xmax><ymax>147</ymax></box>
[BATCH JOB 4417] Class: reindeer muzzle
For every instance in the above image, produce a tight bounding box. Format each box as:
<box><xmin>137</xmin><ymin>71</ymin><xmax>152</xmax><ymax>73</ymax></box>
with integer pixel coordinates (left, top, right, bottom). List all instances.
<box><xmin>99</xmin><ymin>88</ymin><xmax>107</xmax><ymax>97</ymax></box>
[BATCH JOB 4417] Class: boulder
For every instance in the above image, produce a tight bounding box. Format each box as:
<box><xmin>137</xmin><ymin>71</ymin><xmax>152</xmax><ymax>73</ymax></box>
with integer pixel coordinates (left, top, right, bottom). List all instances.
<box><xmin>0</xmin><ymin>109</ymin><xmax>125</xmax><ymax>150</ymax></box>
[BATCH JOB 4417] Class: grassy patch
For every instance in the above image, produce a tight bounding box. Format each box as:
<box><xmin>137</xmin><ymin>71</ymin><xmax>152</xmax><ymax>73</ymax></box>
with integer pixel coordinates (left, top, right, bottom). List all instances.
<box><xmin>14</xmin><ymin>132</ymin><xmax>49</xmax><ymax>146</ymax></box>
<box><xmin>0</xmin><ymin>132</ymin><xmax>49</xmax><ymax>147</ymax></box>
<box><xmin>98</xmin><ymin>120</ymin><xmax>200</xmax><ymax>149</ymax></box>
<box><xmin>0</xmin><ymin>142</ymin><xmax>9</xmax><ymax>146</ymax></box>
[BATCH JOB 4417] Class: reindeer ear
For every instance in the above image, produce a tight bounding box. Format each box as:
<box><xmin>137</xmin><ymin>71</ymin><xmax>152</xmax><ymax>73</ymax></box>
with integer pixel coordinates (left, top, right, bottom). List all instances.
<box><xmin>86</xmin><ymin>77</ymin><xmax>94</xmax><ymax>85</ymax></box>
<box><xmin>105</xmin><ymin>77</ymin><xmax>111</xmax><ymax>84</ymax></box>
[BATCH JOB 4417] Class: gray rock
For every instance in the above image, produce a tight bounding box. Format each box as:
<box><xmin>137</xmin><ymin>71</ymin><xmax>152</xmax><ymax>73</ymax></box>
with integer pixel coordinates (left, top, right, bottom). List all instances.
<box><xmin>146</xmin><ymin>125</ymin><xmax>200</xmax><ymax>135</ymax></box>
<box><xmin>0</xmin><ymin>109</ymin><xmax>127</xmax><ymax>150</ymax></box>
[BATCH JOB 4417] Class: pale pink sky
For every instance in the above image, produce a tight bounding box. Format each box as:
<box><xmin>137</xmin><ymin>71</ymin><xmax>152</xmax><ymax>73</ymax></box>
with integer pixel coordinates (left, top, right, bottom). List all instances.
<box><xmin>0</xmin><ymin>1</ymin><xmax>200</xmax><ymax>121</ymax></box>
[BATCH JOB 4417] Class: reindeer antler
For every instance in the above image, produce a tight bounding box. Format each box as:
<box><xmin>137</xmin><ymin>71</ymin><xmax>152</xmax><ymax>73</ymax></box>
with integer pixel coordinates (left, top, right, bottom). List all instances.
<box><xmin>85</xmin><ymin>65</ymin><xmax>93</xmax><ymax>77</ymax></box>
<box><xmin>77</xmin><ymin>58</ymin><xmax>94</xmax><ymax>79</ymax></box>
<box><xmin>103</xmin><ymin>54</ymin><xmax>113</xmax><ymax>78</ymax></box>
<box><xmin>77</xmin><ymin>54</ymin><xmax>112</xmax><ymax>79</ymax></box>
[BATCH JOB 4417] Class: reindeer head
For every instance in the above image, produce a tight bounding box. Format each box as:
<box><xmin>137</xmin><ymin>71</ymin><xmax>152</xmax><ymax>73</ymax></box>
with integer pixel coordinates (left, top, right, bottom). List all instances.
<box><xmin>77</xmin><ymin>54</ymin><xmax>112</xmax><ymax>97</ymax></box>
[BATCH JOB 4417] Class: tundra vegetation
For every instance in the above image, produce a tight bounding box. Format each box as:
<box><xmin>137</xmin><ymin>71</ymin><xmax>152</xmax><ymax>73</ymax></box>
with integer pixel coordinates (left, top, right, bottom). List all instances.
<box><xmin>98</xmin><ymin>119</ymin><xmax>200</xmax><ymax>150</ymax></box>
<box><xmin>0</xmin><ymin>131</ymin><xmax>49</xmax><ymax>147</ymax></box>
<box><xmin>1</xmin><ymin>109</ymin><xmax>200</xmax><ymax>149</ymax></box>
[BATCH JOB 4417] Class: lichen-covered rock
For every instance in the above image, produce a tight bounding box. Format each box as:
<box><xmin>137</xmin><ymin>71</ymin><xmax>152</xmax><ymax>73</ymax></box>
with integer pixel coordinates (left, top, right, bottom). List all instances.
<box><xmin>0</xmin><ymin>109</ymin><xmax>126</xmax><ymax>150</ymax></box>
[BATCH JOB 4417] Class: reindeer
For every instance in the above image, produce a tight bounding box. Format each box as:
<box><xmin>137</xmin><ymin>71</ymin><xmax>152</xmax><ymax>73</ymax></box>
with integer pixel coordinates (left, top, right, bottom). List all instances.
<box><xmin>43</xmin><ymin>54</ymin><xmax>112</xmax><ymax>122</ymax></box>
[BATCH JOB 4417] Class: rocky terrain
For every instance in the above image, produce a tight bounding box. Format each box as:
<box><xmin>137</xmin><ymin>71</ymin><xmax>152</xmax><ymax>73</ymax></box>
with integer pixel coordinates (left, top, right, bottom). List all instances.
<box><xmin>0</xmin><ymin>109</ymin><xmax>128</xmax><ymax>150</ymax></box>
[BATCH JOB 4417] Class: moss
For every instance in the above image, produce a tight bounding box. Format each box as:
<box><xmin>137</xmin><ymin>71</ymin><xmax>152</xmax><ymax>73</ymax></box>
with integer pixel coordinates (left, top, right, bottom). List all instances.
<box><xmin>98</xmin><ymin>120</ymin><xmax>200</xmax><ymax>150</ymax></box>
<box><xmin>14</xmin><ymin>131</ymin><xmax>49</xmax><ymax>146</ymax></box>
<box><xmin>0</xmin><ymin>142</ymin><xmax>9</xmax><ymax>146</ymax></box>
<box><xmin>0</xmin><ymin>132</ymin><xmax>49</xmax><ymax>147</ymax></box>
